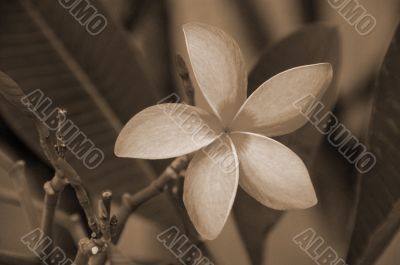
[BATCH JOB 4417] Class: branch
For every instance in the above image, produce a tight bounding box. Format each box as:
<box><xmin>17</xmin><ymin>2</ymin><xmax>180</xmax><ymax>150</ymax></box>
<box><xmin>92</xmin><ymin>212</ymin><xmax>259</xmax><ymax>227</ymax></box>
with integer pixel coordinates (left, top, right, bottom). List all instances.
<box><xmin>38</xmin><ymin>109</ymin><xmax>99</xmax><ymax>237</ymax></box>
<box><xmin>113</xmin><ymin>155</ymin><xmax>189</xmax><ymax>244</ymax></box>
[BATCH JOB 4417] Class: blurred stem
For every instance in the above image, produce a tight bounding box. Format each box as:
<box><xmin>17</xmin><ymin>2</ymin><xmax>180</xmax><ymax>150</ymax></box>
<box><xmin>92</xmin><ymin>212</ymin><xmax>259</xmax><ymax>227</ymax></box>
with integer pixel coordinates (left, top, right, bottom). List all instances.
<box><xmin>113</xmin><ymin>155</ymin><xmax>190</xmax><ymax>244</ymax></box>
<box><xmin>0</xmin><ymin>186</ymin><xmax>86</xmax><ymax>243</ymax></box>
<box><xmin>40</xmin><ymin>173</ymin><xmax>67</xmax><ymax>255</ymax></box>
<box><xmin>8</xmin><ymin>160</ymin><xmax>40</xmax><ymax>229</ymax></box>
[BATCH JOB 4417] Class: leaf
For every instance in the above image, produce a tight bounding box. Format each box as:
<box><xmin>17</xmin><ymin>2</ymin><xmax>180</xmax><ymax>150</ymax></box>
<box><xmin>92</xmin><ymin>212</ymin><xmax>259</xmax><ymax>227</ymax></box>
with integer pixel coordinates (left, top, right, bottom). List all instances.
<box><xmin>347</xmin><ymin>22</ymin><xmax>400</xmax><ymax>265</ymax></box>
<box><xmin>0</xmin><ymin>0</ymin><xmax>180</xmax><ymax>226</ymax></box>
<box><xmin>233</xmin><ymin>23</ymin><xmax>341</xmax><ymax>264</ymax></box>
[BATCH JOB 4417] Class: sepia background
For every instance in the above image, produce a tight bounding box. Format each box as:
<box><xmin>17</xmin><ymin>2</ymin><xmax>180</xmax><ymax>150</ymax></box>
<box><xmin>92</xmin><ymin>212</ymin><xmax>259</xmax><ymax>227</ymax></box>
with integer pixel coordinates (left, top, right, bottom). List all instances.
<box><xmin>0</xmin><ymin>0</ymin><xmax>399</xmax><ymax>264</ymax></box>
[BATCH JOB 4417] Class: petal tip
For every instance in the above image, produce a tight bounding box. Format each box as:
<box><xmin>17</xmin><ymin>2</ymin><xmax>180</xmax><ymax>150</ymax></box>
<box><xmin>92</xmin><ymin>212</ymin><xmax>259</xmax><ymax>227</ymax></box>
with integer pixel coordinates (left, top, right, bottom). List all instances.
<box><xmin>317</xmin><ymin>62</ymin><xmax>334</xmax><ymax>81</ymax></box>
<box><xmin>302</xmin><ymin>191</ymin><xmax>318</xmax><ymax>209</ymax></box>
<box><xmin>114</xmin><ymin>132</ymin><xmax>131</xmax><ymax>158</ymax></box>
<box><xmin>114</xmin><ymin>137</ymin><xmax>124</xmax><ymax>157</ymax></box>
<box><xmin>295</xmin><ymin>185</ymin><xmax>318</xmax><ymax>209</ymax></box>
<box><xmin>182</xmin><ymin>194</ymin><xmax>223</xmax><ymax>241</ymax></box>
<box><xmin>182</xmin><ymin>22</ymin><xmax>208</xmax><ymax>35</ymax></box>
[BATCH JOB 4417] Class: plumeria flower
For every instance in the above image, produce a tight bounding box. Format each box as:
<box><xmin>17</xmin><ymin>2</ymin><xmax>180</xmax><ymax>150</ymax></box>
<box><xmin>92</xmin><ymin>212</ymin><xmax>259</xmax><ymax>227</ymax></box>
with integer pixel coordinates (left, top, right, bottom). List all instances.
<box><xmin>115</xmin><ymin>23</ymin><xmax>333</xmax><ymax>240</ymax></box>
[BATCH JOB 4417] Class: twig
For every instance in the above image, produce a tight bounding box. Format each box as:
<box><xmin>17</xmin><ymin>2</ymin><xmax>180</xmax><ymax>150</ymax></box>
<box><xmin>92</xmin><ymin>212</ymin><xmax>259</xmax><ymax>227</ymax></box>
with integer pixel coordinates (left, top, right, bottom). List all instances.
<box><xmin>71</xmin><ymin>182</ymin><xmax>100</xmax><ymax>237</ymax></box>
<box><xmin>98</xmin><ymin>191</ymin><xmax>112</xmax><ymax>241</ymax></box>
<box><xmin>0</xmin><ymin>250</ymin><xmax>39</xmax><ymax>265</ymax></box>
<box><xmin>113</xmin><ymin>155</ymin><xmax>189</xmax><ymax>244</ymax></box>
<box><xmin>8</xmin><ymin>160</ymin><xmax>40</xmax><ymax>230</ymax></box>
<box><xmin>109</xmin><ymin>215</ymin><xmax>118</xmax><ymax>243</ymax></box>
<box><xmin>89</xmin><ymin>191</ymin><xmax>114</xmax><ymax>265</ymax></box>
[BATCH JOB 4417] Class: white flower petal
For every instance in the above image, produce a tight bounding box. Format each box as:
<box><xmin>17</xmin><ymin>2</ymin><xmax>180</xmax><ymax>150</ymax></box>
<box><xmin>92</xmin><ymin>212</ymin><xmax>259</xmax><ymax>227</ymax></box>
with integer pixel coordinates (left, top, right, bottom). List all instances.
<box><xmin>115</xmin><ymin>103</ymin><xmax>222</xmax><ymax>159</ymax></box>
<box><xmin>183</xmin><ymin>135</ymin><xmax>239</xmax><ymax>240</ymax></box>
<box><xmin>183</xmin><ymin>23</ymin><xmax>247</xmax><ymax>127</ymax></box>
<box><xmin>230</xmin><ymin>132</ymin><xmax>317</xmax><ymax>210</ymax></box>
<box><xmin>230</xmin><ymin>63</ymin><xmax>333</xmax><ymax>137</ymax></box>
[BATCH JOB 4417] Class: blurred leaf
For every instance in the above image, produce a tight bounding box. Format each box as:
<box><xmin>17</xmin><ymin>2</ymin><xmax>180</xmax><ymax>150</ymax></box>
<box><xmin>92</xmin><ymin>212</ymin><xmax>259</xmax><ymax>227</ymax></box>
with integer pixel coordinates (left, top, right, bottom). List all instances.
<box><xmin>124</xmin><ymin>0</ymin><xmax>175</xmax><ymax>101</ymax></box>
<box><xmin>233</xmin><ymin>23</ymin><xmax>341</xmax><ymax>264</ymax></box>
<box><xmin>0</xmin><ymin>0</ymin><xmax>180</xmax><ymax>226</ymax></box>
<box><xmin>231</xmin><ymin>0</ymin><xmax>270</xmax><ymax>51</ymax></box>
<box><xmin>101</xmin><ymin>0</ymin><xmax>176</xmax><ymax>111</ymax></box>
<box><xmin>0</xmin><ymin>70</ymin><xmax>35</xmax><ymax>118</ymax></box>
<box><xmin>347</xmin><ymin>22</ymin><xmax>400</xmax><ymax>265</ymax></box>
<box><xmin>108</xmin><ymin>244</ymin><xmax>138</xmax><ymax>265</ymax></box>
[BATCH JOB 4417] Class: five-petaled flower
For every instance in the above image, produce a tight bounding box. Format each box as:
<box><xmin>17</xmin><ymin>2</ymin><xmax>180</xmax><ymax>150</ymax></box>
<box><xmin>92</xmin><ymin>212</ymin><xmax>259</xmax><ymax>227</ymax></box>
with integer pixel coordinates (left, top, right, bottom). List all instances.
<box><xmin>115</xmin><ymin>23</ymin><xmax>333</xmax><ymax>240</ymax></box>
